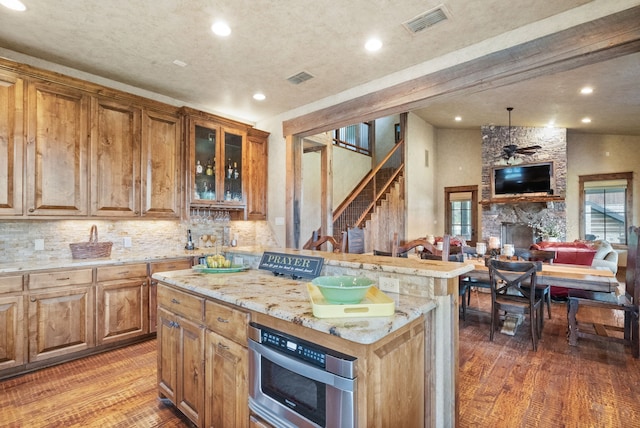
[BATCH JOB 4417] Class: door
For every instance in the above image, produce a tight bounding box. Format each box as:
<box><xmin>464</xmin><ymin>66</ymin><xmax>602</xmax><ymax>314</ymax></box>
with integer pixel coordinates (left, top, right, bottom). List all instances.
<box><xmin>96</xmin><ymin>277</ymin><xmax>148</xmax><ymax>345</ymax></box>
<box><xmin>141</xmin><ymin>109</ymin><xmax>181</xmax><ymax>218</ymax></box>
<box><xmin>28</xmin><ymin>286</ymin><xmax>94</xmax><ymax>362</ymax></box>
<box><xmin>205</xmin><ymin>330</ymin><xmax>249</xmax><ymax>428</ymax></box>
<box><xmin>25</xmin><ymin>81</ymin><xmax>89</xmax><ymax>216</ymax></box>
<box><xmin>445</xmin><ymin>186</ymin><xmax>478</xmax><ymax>244</ymax></box>
<box><xmin>90</xmin><ymin>98</ymin><xmax>141</xmax><ymax>216</ymax></box>
<box><xmin>0</xmin><ymin>72</ymin><xmax>24</xmax><ymax>216</ymax></box>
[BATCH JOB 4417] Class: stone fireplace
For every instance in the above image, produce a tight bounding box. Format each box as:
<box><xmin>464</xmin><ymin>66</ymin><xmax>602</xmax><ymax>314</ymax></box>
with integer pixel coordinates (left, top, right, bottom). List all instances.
<box><xmin>480</xmin><ymin>124</ymin><xmax>568</xmax><ymax>244</ymax></box>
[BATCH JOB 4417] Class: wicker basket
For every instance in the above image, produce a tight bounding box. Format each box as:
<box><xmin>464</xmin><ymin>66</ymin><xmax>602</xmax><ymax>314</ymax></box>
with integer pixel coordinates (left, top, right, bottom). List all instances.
<box><xmin>69</xmin><ymin>225</ymin><xmax>113</xmax><ymax>259</ymax></box>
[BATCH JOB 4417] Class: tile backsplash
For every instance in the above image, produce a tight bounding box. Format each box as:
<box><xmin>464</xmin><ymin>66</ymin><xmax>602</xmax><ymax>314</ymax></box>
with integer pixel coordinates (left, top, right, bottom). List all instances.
<box><xmin>0</xmin><ymin>219</ymin><xmax>278</xmax><ymax>263</ymax></box>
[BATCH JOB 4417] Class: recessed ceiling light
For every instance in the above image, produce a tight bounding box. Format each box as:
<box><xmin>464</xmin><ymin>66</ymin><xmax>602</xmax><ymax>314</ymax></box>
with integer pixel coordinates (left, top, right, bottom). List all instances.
<box><xmin>454</xmin><ymin>116</ymin><xmax>462</xmax><ymax>122</ymax></box>
<box><xmin>365</xmin><ymin>38</ymin><xmax>382</xmax><ymax>52</ymax></box>
<box><xmin>580</xmin><ymin>87</ymin><xmax>593</xmax><ymax>95</ymax></box>
<box><xmin>211</xmin><ymin>21</ymin><xmax>231</xmax><ymax>37</ymax></box>
<box><xmin>253</xmin><ymin>93</ymin><xmax>266</xmax><ymax>101</ymax></box>
<box><xmin>546</xmin><ymin>120</ymin><xmax>555</xmax><ymax>128</ymax></box>
<box><xmin>581</xmin><ymin>117</ymin><xmax>592</xmax><ymax>123</ymax></box>
<box><xmin>172</xmin><ymin>59</ymin><xmax>187</xmax><ymax>67</ymax></box>
<box><xmin>0</xmin><ymin>0</ymin><xmax>26</xmax><ymax>11</ymax></box>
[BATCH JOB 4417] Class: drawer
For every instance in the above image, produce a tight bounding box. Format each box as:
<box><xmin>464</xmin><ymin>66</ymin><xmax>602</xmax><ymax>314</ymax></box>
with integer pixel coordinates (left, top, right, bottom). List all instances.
<box><xmin>96</xmin><ymin>263</ymin><xmax>148</xmax><ymax>282</ymax></box>
<box><xmin>204</xmin><ymin>299</ymin><xmax>249</xmax><ymax>343</ymax></box>
<box><xmin>157</xmin><ymin>284</ymin><xmax>203</xmax><ymax>322</ymax></box>
<box><xmin>28</xmin><ymin>269</ymin><xmax>93</xmax><ymax>290</ymax></box>
<box><xmin>149</xmin><ymin>259</ymin><xmax>192</xmax><ymax>275</ymax></box>
<box><xmin>0</xmin><ymin>275</ymin><xmax>24</xmax><ymax>294</ymax></box>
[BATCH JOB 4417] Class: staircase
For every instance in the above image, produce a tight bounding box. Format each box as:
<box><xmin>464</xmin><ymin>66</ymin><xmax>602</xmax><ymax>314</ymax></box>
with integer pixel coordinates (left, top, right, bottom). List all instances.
<box><xmin>332</xmin><ymin>139</ymin><xmax>405</xmax><ymax>249</ymax></box>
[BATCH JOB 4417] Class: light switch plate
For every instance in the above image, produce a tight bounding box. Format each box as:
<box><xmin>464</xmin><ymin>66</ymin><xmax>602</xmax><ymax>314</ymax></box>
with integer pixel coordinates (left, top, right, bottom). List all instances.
<box><xmin>123</xmin><ymin>237</ymin><xmax>132</xmax><ymax>248</ymax></box>
<box><xmin>34</xmin><ymin>239</ymin><xmax>45</xmax><ymax>251</ymax></box>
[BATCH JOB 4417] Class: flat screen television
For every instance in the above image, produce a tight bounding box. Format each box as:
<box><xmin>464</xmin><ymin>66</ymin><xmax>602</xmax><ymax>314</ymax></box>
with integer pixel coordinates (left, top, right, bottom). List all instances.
<box><xmin>491</xmin><ymin>162</ymin><xmax>554</xmax><ymax>198</ymax></box>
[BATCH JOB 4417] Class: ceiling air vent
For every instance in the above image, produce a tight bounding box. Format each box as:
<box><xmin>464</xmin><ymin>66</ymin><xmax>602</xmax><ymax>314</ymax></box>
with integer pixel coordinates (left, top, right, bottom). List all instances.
<box><xmin>403</xmin><ymin>5</ymin><xmax>449</xmax><ymax>34</ymax></box>
<box><xmin>287</xmin><ymin>71</ymin><xmax>314</xmax><ymax>85</ymax></box>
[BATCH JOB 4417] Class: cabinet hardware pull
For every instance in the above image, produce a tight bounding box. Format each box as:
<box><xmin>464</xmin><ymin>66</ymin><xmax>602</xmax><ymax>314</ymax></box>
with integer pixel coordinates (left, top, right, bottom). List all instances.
<box><xmin>171</xmin><ymin>298</ymin><xmax>180</xmax><ymax>304</ymax></box>
<box><xmin>57</xmin><ymin>277</ymin><xmax>71</xmax><ymax>281</ymax></box>
<box><xmin>28</xmin><ymin>208</ymin><xmax>35</xmax><ymax>212</ymax></box>
<box><xmin>217</xmin><ymin>317</ymin><xmax>229</xmax><ymax>323</ymax></box>
<box><xmin>30</xmin><ymin>297</ymin><xmax>36</xmax><ymax>302</ymax></box>
<box><xmin>151</xmin><ymin>280</ymin><xmax>157</xmax><ymax>285</ymax></box>
<box><xmin>217</xmin><ymin>343</ymin><xmax>229</xmax><ymax>351</ymax></box>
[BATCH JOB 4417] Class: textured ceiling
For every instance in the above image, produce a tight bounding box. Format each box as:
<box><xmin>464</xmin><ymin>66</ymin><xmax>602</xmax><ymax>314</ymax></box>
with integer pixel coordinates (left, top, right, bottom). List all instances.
<box><xmin>0</xmin><ymin>0</ymin><xmax>638</xmax><ymax>134</ymax></box>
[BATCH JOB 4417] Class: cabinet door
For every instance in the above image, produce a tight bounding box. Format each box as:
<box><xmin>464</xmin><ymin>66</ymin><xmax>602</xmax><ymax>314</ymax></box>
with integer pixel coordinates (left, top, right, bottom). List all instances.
<box><xmin>157</xmin><ymin>307</ymin><xmax>178</xmax><ymax>402</ymax></box>
<box><xmin>25</xmin><ymin>81</ymin><xmax>89</xmax><ymax>216</ymax></box>
<box><xmin>245</xmin><ymin>134</ymin><xmax>268</xmax><ymax>220</ymax></box>
<box><xmin>157</xmin><ymin>306</ymin><xmax>204</xmax><ymax>427</ymax></box>
<box><xmin>91</xmin><ymin>98</ymin><xmax>141</xmax><ymax>216</ymax></box>
<box><xmin>96</xmin><ymin>277</ymin><xmax>148</xmax><ymax>345</ymax></box>
<box><xmin>0</xmin><ymin>294</ymin><xmax>26</xmax><ymax>371</ymax></box>
<box><xmin>205</xmin><ymin>330</ymin><xmax>248</xmax><ymax>428</ymax></box>
<box><xmin>28</xmin><ymin>285</ymin><xmax>94</xmax><ymax>362</ymax></box>
<box><xmin>221</xmin><ymin>127</ymin><xmax>246</xmax><ymax>204</ymax></box>
<box><xmin>141</xmin><ymin>109</ymin><xmax>181</xmax><ymax>218</ymax></box>
<box><xmin>0</xmin><ymin>72</ymin><xmax>24</xmax><ymax>216</ymax></box>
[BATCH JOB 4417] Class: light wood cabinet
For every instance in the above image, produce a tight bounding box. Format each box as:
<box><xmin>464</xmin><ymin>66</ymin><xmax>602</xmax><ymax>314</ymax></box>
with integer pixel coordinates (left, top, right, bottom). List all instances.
<box><xmin>148</xmin><ymin>258</ymin><xmax>193</xmax><ymax>333</ymax></box>
<box><xmin>183</xmin><ymin>108</ymin><xmax>269</xmax><ymax>221</ymax></box>
<box><xmin>0</xmin><ymin>71</ymin><xmax>24</xmax><ymax>216</ymax></box>
<box><xmin>25</xmin><ymin>80</ymin><xmax>90</xmax><ymax>216</ymax></box>
<box><xmin>157</xmin><ymin>286</ymin><xmax>205</xmax><ymax>427</ymax></box>
<box><xmin>27</xmin><ymin>269</ymin><xmax>94</xmax><ymax>362</ymax></box>
<box><xmin>0</xmin><ymin>275</ymin><xmax>25</xmax><ymax>371</ymax></box>
<box><xmin>141</xmin><ymin>109</ymin><xmax>182</xmax><ymax>218</ymax></box>
<box><xmin>205</xmin><ymin>330</ymin><xmax>248</xmax><ymax>428</ymax></box>
<box><xmin>90</xmin><ymin>98</ymin><xmax>142</xmax><ymax>216</ymax></box>
<box><xmin>96</xmin><ymin>263</ymin><xmax>148</xmax><ymax>345</ymax></box>
<box><xmin>246</xmin><ymin>129</ymin><xmax>269</xmax><ymax>220</ymax></box>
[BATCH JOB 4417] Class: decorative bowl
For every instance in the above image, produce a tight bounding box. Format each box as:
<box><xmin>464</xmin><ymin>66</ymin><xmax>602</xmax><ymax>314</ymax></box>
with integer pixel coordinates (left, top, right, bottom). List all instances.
<box><xmin>311</xmin><ymin>276</ymin><xmax>375</xmax><ymax>304</ymax></box>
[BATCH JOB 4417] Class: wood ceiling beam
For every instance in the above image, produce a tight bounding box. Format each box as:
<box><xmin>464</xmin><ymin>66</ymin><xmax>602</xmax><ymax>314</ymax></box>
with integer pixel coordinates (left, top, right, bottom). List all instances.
<box><xmin>283</xmin><ymin>5</ymin><xmax>640</xmax><ymax>138</ymax></box>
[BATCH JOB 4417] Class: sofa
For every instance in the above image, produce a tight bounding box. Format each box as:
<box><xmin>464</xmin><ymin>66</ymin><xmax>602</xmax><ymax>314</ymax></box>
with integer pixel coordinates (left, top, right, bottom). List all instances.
<box><xmin>531</xmin><ymin>240</ymin><xmax>618</xmax><ymax>274</ymax></box>
<box><xmin>531</xmin><ymin>240</ymin><xmax>619</xmax><ymax>299</ymax></box>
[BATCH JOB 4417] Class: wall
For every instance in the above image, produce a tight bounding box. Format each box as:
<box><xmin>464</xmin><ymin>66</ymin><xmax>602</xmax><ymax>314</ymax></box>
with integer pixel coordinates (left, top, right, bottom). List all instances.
<box><xmin>566</xmin><ymin>132</ymin><xmax>640</xmax><ymax>240</ymax></box>
<box><xmin>435</xmin><ymin>128</ymin><xmax>483</xmax><ymax>238</ymax></box>
<box><xmin>405</xmin><ymin>112</ymin><xmax>437</xmax><ymax>240</ymax></box>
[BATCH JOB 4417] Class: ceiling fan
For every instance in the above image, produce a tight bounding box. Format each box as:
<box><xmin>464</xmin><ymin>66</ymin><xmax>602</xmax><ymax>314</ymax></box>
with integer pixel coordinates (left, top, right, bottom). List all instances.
<box><xmin>497</xmin><ymin>107</ymin><xmax>541</xmax><ymax>164</ymax></box>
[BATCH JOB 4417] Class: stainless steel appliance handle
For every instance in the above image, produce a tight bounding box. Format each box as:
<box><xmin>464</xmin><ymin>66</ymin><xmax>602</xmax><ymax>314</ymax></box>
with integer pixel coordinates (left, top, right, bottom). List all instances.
<box><xmin>248</xmin><ymin>340</ymin><xmax>355</xmax><ymax>392</ymax></box>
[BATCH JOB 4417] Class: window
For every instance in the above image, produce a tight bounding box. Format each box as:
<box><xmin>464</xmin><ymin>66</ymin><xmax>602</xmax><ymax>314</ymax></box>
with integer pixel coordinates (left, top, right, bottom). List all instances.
<box><xmin>445</xmin><ymin>186</ymin><xmax>478</xmax><ymax>243</ymax></box>
<box><xmin>579</xmin><ymin>172</ymin><xmax>633</xmax><ymax>245</ymax></box>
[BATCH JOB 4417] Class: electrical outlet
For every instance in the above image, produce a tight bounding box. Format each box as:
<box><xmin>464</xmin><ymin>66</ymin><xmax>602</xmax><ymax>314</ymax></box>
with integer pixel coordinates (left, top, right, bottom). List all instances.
<box><xmin>234</xmin><ymin>256</ymin><xmax>244</xmax><ymax>266</ymax></box>
<box><xmin>378</xmin><ymin>276</ymin><xmax>400</xmax><ymax>294</ymax></box>
<box><xmin>123</xmin><ymin>237</ymin><xmax>132</xmax><ymax>248</ymax></box>
<box><xmin>34</xmin><ymin>239</ymin><xmax>45</xmax><ymax>251</ymax></box>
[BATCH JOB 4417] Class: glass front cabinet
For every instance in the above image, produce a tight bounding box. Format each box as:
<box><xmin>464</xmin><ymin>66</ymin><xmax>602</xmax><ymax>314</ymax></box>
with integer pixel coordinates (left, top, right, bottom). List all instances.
<box><xmin>183</xmin><ymin>108</ymin><xmax>268</xmax><ymax>221</ymax></box>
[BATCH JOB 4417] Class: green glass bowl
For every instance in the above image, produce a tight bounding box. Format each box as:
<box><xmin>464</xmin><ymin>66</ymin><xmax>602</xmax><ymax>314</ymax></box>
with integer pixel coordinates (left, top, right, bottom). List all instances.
<box><xmin>311</xmin><ymin>276</ymin><xmax>375</xmax><ymax>304</ymax></box>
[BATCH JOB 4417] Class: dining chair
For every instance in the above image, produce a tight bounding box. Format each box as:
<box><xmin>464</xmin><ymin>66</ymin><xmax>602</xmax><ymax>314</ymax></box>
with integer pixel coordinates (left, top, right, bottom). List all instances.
<box><xmin>487</xmin><ymin>259</ymin><xmax>544</xmax><ymax>351</ymax></box>
<box><xmin>460</xmin><ymin>245</ymin><xmax>492</xmax><ymax>309</ymax></box>
<box><xmin>516</xmin><ymin>249</ymin><xmax>556</xmax><ymax>319</ymax></box>
<box><xmin>344</xmin><ymin>226</ymin><xmax>365</xmax><ymax>254</ymax></box>
<box><xmin>303</xmin><ymin>230</ymin><xmax>343</xmax><ymax>252</ymax></box>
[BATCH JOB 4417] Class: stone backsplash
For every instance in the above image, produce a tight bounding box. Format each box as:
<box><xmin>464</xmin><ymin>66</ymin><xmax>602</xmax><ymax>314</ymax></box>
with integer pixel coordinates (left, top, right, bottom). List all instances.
<box><xmin>0</xmin><ymin>219</ymin><xmax>278</xmax><ymax>263</ymax></box>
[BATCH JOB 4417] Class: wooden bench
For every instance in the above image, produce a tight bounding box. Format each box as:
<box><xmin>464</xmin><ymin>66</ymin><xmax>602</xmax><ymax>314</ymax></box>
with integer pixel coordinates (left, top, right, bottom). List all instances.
<box><xmin>567</xmin><ymin>290</ymin><xmax>638</xmax><ymax>357</ymax></box>
<box><xmin>566</xmin><ymin>225</ymin><xmax>640</xmax><ymax>358</ymax></box>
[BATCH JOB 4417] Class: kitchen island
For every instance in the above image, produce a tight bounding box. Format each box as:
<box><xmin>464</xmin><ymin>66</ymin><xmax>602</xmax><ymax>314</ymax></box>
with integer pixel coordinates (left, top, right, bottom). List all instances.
<box><xmin>152</xmin><ymin>247</ymin><xmax>472</xmax><ymax>427</ymax></box>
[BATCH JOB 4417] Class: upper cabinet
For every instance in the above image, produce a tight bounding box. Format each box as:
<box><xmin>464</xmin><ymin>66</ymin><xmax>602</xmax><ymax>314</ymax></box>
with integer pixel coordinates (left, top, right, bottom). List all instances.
<box><xmin>0</xmin><ymin>71</ymin><xmax>24</xmax><ymax>216</ymax></box>
<box><xmin>0</xmin><ymin>58</ymin><xmax>267</xmax><ymax>221</ymax></box>
<box><xmin>26</xmin><ymin>81</ymin><xmax>90</xmax><ymax>216</ymax></box>
<box><xmin>141</xmin><ymin>110</ymin><xmax>182</xmax><ymax>218</ymax></box>
<box><xmin>183</xmin><ymin>108</ymin><xmax>268</xmax><ymax>221</ymax></box>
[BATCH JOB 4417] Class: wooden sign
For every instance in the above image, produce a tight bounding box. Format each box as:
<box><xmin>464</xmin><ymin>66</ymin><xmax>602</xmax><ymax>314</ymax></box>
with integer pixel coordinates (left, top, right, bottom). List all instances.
<box><xmin>259</xmin><ymin>251</ymin><xmax>324</xmax><ymax>279</ymax></box>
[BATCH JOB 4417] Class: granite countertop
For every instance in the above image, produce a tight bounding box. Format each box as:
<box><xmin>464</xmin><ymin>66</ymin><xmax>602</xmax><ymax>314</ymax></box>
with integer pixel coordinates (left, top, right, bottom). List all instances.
<box><xmin>0</xmin><ymin>250</ymin><xmax>211</xmax><ymax>274</ymax></box>
<box><xmin>153</xmin><ymin>267</ymin><xmax>437</xmax><ymax>345</ymax></box>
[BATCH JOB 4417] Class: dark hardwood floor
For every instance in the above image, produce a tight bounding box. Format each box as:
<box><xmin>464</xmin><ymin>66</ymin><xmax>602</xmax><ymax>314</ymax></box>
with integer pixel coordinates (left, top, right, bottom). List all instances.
<box><xmin>1</xmin><ymin>291</ymin><xmax>638</xmax><ymax>427</ymax></box>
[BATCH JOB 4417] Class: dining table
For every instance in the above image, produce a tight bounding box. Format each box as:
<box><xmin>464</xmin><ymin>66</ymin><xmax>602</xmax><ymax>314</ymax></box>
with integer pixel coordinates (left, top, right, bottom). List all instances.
<box><xmin>463</xmin><ymin>257</ymin><xmax>619</xmax><ymax>293</ymax></box>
